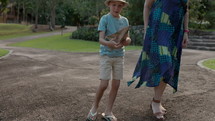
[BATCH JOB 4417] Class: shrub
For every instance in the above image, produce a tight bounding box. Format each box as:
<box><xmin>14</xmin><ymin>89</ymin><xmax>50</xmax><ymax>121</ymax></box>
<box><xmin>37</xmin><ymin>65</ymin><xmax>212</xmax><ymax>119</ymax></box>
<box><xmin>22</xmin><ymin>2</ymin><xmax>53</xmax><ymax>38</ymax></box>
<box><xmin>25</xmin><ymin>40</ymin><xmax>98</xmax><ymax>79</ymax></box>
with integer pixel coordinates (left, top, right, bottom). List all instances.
<box><xmin>130</xmin><ymin>25</ymin><xmax>144</xmax><ymax>46</ymax></box>
<box><xmin>70</xmin><ymin>27</ymin><xmax>99</xmax><ymax>41</ymax></box>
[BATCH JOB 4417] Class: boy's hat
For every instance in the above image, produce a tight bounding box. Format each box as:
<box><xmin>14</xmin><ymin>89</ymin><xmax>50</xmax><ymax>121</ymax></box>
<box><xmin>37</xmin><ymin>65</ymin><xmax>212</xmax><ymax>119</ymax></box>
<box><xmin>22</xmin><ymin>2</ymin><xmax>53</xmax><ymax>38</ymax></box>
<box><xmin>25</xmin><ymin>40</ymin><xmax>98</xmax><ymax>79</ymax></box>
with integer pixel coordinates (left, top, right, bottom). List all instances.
<box><xmin>105</xmin><ymin>0</ymin><xmax>129</xmax><ymax>7</ymax></box>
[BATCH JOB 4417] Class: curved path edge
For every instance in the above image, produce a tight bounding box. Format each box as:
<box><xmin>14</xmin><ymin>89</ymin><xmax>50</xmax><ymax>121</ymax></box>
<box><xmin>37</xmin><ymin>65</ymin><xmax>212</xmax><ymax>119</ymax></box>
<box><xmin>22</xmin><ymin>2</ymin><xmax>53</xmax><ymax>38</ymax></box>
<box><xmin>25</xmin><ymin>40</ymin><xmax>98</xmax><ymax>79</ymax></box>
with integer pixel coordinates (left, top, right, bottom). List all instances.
<box><xmin>197</xmin><ymin>58</ymin><xmax>215</xmax><ymax>72</ymax></box>
<box><xmin>0</xmin><ymin>49</ymin><xmax>13</xmax><ymax>60</ymax></box>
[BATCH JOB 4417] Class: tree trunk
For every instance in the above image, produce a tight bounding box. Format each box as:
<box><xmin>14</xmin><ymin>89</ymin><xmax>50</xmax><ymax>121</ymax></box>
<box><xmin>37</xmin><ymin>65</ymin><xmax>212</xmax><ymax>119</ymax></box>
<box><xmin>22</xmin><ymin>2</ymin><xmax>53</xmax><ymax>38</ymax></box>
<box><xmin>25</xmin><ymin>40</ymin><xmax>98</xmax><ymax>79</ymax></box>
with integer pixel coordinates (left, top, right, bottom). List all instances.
<box><xmin>50</xmin><ymin>6</ymin><xmax>56</xmax><ymax>29</ymax></box>
<box><xmin>34</xmin><ymin>1</ymin><xmax>39</xmax><ymax>29</ymax></box>
<box><xmin>22</xmin><ymin>3</ymin><xmax>25</xmax><ymax>22</ymax></box>
<box><xmin>17</xmin><ymin>3</ymin><xmax>20</xmax><ymax>23</ymax></box>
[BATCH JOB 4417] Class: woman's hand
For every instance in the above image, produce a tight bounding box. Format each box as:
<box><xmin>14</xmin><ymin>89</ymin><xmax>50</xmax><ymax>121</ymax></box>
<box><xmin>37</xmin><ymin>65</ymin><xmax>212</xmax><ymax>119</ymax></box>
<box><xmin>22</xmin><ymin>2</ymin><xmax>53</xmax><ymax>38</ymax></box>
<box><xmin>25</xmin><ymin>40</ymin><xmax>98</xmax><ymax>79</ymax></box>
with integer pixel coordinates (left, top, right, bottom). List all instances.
<box><xmin>182</xmin><ymin>33</ymin><xmax>189</xmax><ymax>48</ymax></box>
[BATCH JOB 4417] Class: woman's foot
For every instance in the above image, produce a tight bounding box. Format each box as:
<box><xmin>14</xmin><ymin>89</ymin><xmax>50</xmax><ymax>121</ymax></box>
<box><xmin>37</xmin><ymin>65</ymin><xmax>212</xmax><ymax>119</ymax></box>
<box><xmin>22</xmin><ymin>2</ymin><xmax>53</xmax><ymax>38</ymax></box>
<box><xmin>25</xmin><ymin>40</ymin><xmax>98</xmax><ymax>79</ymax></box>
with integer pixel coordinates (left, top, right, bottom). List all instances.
<box><xmin>161</xmin><ymin>104</ymin><xmax>167</xmax><ymax>114</ymax></box>
<box><xmin>151</xmin><ymin>98</ymin><xmax>165</xmax><ymax>120</ymax></box>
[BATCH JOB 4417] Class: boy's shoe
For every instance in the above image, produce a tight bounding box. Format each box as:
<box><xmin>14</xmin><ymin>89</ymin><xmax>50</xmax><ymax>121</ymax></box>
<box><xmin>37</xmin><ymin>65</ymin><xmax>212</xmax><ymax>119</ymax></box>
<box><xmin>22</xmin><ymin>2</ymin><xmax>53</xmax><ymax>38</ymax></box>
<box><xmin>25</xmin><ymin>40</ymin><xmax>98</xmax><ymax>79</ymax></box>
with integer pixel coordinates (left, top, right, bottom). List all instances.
<box><xmin>101</xmin><ymin>113</ymin><xmax>117</xmax><ymax>121</ymax></box>
<box><xmin>86</xmin><ymin>110</ymin><xmax>97</xmax><ymax>121</ymax></box>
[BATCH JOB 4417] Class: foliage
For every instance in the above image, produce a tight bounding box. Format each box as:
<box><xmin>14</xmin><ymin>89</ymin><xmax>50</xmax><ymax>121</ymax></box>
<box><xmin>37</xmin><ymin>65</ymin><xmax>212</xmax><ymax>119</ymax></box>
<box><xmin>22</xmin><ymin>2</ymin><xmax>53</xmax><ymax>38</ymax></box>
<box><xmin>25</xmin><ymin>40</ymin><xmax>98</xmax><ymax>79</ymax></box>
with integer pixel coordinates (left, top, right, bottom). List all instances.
<box><xmin>0</xmin><ymin>0</ymin><xmax>8</xmax><ymax>14</ymax></box>
<box><xmin>189</xmin><ymin>0</ymin><xmax>215</xmax><ymax>29</ymax></box>
<box><xmin>71</xmin><ymin>0</ymin><xmax>106</xmax><ymax>25</ymax></box>
<box><xmin>71</xmin><ymin>27</ymin><xmax>99</xmax><ymax>42</ymax></box>
<box><xmin>125</xmin><ymin>0</ymin><xmax>144</xmax><ymax>25</ymax></box>
<box><xmin>204</xmin><ymin>0</ymin><xmax>215</xmax><ymax>28</ymax></box>
<box><xmin>4</xmin><ymin>0</ymin><xmax>215</xmax><ymax>30</ymax></box>
<box><xmin>130</xmin><ymin>25</ymin><xmax>144</xmax><ymax>46</ymax></box>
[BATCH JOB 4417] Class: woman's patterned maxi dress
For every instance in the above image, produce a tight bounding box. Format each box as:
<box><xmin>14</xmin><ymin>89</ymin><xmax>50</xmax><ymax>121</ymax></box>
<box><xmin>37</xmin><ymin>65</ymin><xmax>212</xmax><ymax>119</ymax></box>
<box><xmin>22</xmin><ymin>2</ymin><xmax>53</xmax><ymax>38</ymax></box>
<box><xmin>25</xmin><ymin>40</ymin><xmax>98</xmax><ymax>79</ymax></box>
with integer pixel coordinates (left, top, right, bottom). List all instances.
<box><xmin>128</xmin><ymin>0</ymin><xmax>188</xmax><ymax>92</ymax></box>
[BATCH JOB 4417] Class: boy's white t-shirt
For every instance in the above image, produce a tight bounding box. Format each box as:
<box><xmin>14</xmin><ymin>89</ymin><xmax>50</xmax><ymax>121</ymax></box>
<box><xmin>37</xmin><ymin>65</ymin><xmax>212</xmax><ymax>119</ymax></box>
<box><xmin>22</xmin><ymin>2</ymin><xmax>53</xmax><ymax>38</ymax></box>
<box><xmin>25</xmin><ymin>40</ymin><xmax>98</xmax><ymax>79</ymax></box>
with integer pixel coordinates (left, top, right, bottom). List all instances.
<box><xmin>98</xmin><ymin>13</ymin><xmax>129</xmax><ymax>57</ymax></box>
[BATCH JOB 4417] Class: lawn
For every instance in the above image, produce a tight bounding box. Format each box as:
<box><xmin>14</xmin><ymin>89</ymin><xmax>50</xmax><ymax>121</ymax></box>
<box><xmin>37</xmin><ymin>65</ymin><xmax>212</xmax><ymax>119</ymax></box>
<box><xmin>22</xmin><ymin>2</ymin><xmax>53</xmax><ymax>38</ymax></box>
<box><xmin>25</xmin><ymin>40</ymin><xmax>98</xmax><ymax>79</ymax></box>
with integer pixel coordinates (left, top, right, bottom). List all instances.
<box><xmin>10</xmin><ymin>33</ymin><xmax>142</xmax><ymax>52</ymax></box>
<box><xmin>0</xmin><ymin>23</ymin><xmax>53</xmax><ymax>40</ymax></box>
<box><xmin>203</xmin><ymin>58</ymin><xmax>215</xmax><ymax>70</ymax></box>
<box><xmin>0</xmin><ymin>48</ymin><xmax>9</xmax><ymax>57</ymax></box>
<box><xmin>0</xmin><ymin>23</ymin><xmax>31</xmax><ymax>37</ymax></box>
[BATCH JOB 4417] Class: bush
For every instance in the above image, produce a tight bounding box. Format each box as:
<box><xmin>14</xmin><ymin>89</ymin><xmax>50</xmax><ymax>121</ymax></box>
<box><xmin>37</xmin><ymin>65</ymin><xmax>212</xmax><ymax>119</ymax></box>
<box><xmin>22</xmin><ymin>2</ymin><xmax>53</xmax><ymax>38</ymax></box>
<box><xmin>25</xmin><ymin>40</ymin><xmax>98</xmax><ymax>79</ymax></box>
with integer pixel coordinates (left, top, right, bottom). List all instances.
<box><xmin>70</xmin><ymin>25</ymin><xmax>145</xmax><ymax>46</ymax></box>
<box><xmin>70</xmin><ymin>27</ymin><xmax>99</xmax><ymax>41</ymax></box>
<box><xmin>130</xmin><ymin>25</ymin><xmax>144</xmax><ymax>46</ymax></box>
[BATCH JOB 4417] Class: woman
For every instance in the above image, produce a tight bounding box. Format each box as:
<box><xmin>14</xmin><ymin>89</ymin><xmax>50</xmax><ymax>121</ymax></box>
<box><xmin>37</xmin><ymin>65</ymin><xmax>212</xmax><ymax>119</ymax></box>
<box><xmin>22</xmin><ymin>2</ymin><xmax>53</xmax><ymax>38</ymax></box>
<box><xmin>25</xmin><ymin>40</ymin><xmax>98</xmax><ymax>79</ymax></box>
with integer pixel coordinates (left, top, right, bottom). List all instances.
<box><xmin>128</xmin><ymin>0</ymin><xmax>189</xmax><ymax>120</ymax></box>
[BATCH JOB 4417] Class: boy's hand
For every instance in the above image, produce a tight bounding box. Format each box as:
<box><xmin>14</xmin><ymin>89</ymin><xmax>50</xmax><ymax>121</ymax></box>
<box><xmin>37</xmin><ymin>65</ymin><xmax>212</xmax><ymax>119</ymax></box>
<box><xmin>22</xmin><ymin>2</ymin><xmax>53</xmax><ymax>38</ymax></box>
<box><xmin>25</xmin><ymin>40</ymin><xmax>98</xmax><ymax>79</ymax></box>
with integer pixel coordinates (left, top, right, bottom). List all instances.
<box><xmin>114</xmin><ymin>43</ymin><xmax>124</xmax><ymax>49</ymax></box>
<box><xmin>107</xmin><ymin>37</ymin><xmax>123</xmax><ymax>49</ymax></box>
<box><xmin>121</xmin><ymin>37</ymin><xmax>131</xmax><ymax>46</ymax></box>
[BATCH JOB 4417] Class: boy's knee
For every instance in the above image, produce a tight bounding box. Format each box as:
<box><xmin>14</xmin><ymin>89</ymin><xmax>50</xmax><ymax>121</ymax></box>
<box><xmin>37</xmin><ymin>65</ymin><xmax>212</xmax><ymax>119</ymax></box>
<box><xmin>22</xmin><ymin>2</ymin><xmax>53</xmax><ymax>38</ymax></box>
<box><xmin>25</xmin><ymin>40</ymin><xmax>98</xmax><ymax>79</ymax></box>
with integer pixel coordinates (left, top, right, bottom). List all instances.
<box><xmin>112</xmin><ymin>80</ymin><xmax>120</xmax><ymax>89</ymax></box>
<box><xmin>100</xmin><ymin>80</ymin><xmax>109</xmax><ymax>90</ymax></box>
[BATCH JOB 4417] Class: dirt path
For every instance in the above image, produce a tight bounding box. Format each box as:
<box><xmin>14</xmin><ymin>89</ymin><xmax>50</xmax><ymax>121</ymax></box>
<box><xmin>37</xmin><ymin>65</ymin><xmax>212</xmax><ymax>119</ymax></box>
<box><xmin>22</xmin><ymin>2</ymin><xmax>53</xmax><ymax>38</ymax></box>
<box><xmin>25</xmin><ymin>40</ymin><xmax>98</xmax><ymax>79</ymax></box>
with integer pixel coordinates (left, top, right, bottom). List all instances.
<box><xmin>0</xmin><ymin>32</ymin><xmax>215</xmax><ymax>121</ymax></box>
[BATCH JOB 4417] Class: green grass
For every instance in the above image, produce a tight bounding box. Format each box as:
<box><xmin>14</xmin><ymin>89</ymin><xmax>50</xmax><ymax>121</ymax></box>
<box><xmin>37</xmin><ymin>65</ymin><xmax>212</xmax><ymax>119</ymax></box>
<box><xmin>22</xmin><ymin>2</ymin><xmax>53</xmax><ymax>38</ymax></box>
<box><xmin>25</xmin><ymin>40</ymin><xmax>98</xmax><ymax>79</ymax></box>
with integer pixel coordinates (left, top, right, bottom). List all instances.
<box><xmin>203</xmin><ymin>59</ymin><xmax>215</xmax><ymax>70</ymax></box>
<box><xmin>10</xmin><ymin>33</ymin><xmax>142</xmax><ymax>52</ymax></box>
<box><xmin>0</xmin><ymin>23</ymin><xmax>52</xmax><ymax>40</ymax></box>
<box><xmin>0</xmin><ymin>48</ymin><xmax>9</xmax><ymax>57</ymax></box>
<box><xmin>0</xmin><ymin>23</ymin><xmax>31</xmax><ymax>35</ymax></box>
<box><xmin>0</xmin><ymin>31</ymin><xmax>55</xmax><ymax>40</ymax></box>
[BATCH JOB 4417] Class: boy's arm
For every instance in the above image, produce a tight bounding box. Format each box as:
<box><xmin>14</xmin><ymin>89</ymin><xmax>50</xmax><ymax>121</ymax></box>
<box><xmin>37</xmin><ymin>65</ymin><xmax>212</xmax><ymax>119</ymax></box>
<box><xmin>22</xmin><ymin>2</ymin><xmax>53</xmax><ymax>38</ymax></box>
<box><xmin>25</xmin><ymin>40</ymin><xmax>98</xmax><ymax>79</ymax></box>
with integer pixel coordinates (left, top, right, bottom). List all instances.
<box><xmin>99</xmin><ymin>31</ymin><xmax>123</xmax><ymax>49</ymax></box>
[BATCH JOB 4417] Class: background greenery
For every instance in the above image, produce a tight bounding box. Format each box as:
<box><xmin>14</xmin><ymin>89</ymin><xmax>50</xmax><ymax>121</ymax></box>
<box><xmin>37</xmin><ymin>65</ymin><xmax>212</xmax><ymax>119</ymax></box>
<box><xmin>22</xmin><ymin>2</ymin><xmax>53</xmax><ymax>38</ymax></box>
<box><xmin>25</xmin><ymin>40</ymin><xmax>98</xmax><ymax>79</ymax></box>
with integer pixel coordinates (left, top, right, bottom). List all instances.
<box><xmin>10</xmin><ymin>33</ymin><xmax>142</xmax><ymax>52</ymax></box>
<box><xmin>1</xmin><ymin>0</ymin><xmax>214</xmax><ymax>29</ymax></box>
<box><xmin>0</xmin><ymin>23</ymin><xmax>56</xmax><ymax>40</ymax></box>
<box><xmin>0</xmin><ymin>23</ymin><xmax>30</xmax><ymax>36</ymax></box>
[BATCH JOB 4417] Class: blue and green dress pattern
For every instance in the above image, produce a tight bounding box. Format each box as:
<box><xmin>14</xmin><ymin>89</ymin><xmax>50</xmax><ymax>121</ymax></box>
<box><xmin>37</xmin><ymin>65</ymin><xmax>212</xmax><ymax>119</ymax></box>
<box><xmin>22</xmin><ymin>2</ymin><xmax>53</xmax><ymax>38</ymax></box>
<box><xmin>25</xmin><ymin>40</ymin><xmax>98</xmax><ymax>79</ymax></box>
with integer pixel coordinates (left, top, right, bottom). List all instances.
<box><xmin>128</xmin><ymin>0</ymin><xmax>187</xmax><ymax>92</ymax></box>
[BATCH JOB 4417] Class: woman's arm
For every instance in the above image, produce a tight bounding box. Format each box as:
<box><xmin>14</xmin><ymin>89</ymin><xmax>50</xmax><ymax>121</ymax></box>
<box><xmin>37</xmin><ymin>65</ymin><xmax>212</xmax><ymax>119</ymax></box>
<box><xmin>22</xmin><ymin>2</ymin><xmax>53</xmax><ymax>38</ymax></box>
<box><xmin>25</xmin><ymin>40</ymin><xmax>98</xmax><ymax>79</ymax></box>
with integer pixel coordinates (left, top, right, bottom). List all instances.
<box><xmin>184</xmin><ymin>0</ymin><xmax>189</xmax><ymax>31</ymax></box>
<box><xmin>182</xmin><ymin>0</ymin><xmax>189</xmax><ymax>48</ymax></box>
<box><xmin>143</xmin><ymin>0</ymin><xmax>155</xmax><ymax>33</ymax></box>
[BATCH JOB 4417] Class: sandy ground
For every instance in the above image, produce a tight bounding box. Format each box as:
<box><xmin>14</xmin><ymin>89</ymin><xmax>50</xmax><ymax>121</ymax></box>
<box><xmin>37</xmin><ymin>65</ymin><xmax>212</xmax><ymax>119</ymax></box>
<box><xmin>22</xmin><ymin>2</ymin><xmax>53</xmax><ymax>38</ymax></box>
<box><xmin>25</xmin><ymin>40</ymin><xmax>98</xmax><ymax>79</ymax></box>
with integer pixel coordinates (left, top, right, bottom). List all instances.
<box><xmin>0</xmin><ymin>32</ymin><xmax>215</xmax><ymax>121</ymax></box>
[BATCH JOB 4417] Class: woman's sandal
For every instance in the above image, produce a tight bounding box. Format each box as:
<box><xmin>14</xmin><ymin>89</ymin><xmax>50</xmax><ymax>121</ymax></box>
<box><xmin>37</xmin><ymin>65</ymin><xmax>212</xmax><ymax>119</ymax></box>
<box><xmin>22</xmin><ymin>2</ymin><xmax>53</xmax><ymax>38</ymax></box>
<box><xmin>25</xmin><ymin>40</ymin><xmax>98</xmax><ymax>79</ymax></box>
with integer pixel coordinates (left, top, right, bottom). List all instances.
<box><xmin>150</xmin><ymin>98</ymin><xmax>166</xmax><ymax>120</ymax></box>
<box><xmin>101</xmin><ymin>113</ymin><xmax>117</xmax><ymax>121</ymax></box>
<box><xmin>86</xmin><ymin>110</ymin><xmax>97</xmax><ymax>121</ymax></box>
<box><xmin>152</xmin><ymin>98</ymin><xmax>167</xmax><ymax>114</ymax></box>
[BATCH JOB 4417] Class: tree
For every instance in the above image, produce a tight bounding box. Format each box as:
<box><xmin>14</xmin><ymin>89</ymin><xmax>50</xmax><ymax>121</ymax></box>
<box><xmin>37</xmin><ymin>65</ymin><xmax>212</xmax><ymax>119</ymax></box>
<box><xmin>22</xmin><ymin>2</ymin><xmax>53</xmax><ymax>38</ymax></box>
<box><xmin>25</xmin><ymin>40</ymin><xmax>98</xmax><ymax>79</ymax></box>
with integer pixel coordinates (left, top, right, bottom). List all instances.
<box><xmin>189</xmin><ymin>0</ymin><xmax>215</xmax><ymax>29</ymax></box>
<box><xmin>0</xmin><ymin>0</ymin><xmax>8</xmax><ymax>14</ymax></box>
<box><xmin>46</xmin><ymin>0</ymin><xmax>64</xmax><ymax>30</ymax></box>
<box><xmin>205</xmin><ymin>0</ymin><xmax>215</xmax><ymax>28</ymax></box>
<box><xmin>125</xmin><ymin>0</ymin><xmax>144</xmax><ymax>25</ymax></box>
<box><xmin>71</xmin><ymin>0</ymin><xmax>106</xmax><ymax>25</ymax></box>
<box><xmin>14</xmin><ymin>0</ymin><xmax>32</xmax><ymax>23</ymax></box>
<box><xmin>31</xmin><ymin>0</ymin><xmax>43</xmax><ymax>29</ymax></box>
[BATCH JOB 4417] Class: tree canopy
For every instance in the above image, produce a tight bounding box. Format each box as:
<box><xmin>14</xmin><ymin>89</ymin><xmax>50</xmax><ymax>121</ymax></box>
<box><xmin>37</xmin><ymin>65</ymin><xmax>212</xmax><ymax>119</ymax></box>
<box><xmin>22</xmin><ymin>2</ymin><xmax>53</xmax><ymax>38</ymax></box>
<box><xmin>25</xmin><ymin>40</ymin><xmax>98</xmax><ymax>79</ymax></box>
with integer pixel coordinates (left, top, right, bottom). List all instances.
<box><xmin>2</xmin><ymin>0</ymin><xmax>215</xmax><ymax>29</ymax></box>
<box><xmin>0</xmin><ymin>0</ymin><xmax>8</xmax><ymax>14</ymax></box>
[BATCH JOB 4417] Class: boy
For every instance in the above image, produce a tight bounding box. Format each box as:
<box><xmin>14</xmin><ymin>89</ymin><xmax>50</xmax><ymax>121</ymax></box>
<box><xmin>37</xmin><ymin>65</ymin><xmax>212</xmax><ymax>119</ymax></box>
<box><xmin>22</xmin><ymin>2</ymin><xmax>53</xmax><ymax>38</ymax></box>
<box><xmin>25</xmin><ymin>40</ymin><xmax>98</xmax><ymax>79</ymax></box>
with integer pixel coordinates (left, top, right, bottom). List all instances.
<box><xmin>87</xmin><ymin>0</ymin><xmax>131</xmax><ymax>121</ymax></box>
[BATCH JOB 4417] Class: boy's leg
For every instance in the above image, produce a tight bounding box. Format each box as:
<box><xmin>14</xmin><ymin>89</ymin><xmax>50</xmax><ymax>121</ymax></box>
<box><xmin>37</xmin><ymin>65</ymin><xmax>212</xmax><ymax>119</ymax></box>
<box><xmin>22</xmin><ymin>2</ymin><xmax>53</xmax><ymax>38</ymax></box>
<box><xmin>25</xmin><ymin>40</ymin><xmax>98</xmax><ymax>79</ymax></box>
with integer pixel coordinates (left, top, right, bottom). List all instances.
<box><xmin>105</xmin><ymin>57</ymin><xmax>123</xmax><ymax>115</ymax></box>
<box><xmin>91</xmin><ymin>80</ymin><xmax>109</xmax><ymax>113</ymax></box>
<box><xmin>90</xmin><ymin>56</ymin><xmax>112</xmax><ymax>113</ymax></box>
<box><xmin>105</xmin><ymin>79</ymin><xmax>120</xmax><ymax>115</ymax></box>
